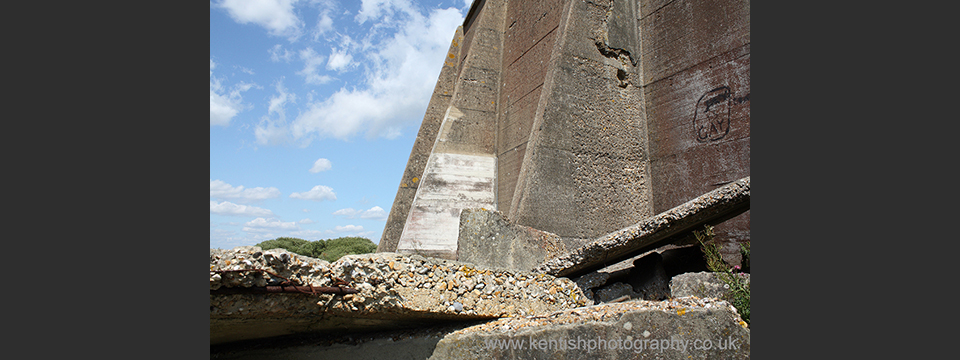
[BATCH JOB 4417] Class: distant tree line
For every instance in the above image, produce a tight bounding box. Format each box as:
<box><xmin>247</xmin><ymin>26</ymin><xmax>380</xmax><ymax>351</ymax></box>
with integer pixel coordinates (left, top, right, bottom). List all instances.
<box><xmin>254</xmin><ymin>236</ymin><xmax>378</xmax><ymax>262</ymax></box>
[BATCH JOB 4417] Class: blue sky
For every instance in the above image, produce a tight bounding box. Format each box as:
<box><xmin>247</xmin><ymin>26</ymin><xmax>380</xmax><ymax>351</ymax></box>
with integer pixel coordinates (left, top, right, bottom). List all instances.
<box><xmin>210</xmin><ymin>0</ymin><xmax>474</xmax><ymax>249</ymax></box>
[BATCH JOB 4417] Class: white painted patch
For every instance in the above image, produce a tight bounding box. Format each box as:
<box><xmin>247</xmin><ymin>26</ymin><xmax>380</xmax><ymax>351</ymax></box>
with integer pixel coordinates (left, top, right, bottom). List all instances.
<box><xmin>397</xmin><ymin>152</ymin><xmax>496</xmax><ymax>252</ymax></box>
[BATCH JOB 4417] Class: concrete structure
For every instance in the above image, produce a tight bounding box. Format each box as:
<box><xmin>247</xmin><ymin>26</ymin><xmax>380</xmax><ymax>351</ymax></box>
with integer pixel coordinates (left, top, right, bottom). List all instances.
<box><xmin>379</xmin><ymin>0</ymin><xmax>750</xmax><ymax>264</ymax></box>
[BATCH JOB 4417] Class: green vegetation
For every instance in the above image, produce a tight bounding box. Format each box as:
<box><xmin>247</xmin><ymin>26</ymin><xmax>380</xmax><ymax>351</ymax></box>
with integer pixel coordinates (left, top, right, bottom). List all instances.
<box><xmin>695</xmin><ymin>225</ymin><xmax>750</xmax><ymax>326</ymax></box>
<box><xmin>255</xmin><ymin>236</ymin><xmax>378</xmax><ymax>262</ymax></box>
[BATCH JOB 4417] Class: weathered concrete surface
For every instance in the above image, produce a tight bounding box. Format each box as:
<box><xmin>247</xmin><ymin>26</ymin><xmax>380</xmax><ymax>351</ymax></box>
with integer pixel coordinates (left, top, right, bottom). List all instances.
<box><xmin>396</xmin><ymin>152</ymin><xmax>497</xmax><ymax>258</ymax></box>
<box><xmin>457</xmin><ymin>208</ymin><xmax>567</xmax><ymax>272</ymax></box>
<box><xmin>496</xmin><ymin>0</ymin><xmax>564</xmax><ymax>215</ymax></box>
<box><xmin>394</xmin><ymin>0</ymin><xmax>506</xmax><ymax>259</ymax></box>
<box><xmin>428</xmin><ymin>297</ymin><xmax>750</xmax><ymax>359</ymax></box>
<box><xmin>640</xmin><ymin>0</ymin><xmax>751</xmax><ymax>265</ymax></box>
<box><xmin>379</xmin><ymin>27</ymin><xmax>465</xmax><ymax>254</ymax></box>
<box><xmin>536</xmin><ymin>177</ymin><xmax>749</xmax><ymax>278</ymax></box>
<box><xmin>211</xmin><ymin>247</ymin><xmax>588</xmax><ymax>344</ymax></box>
<box><xmin>670</xmin><ymin>271</ymin><xmax>750</xmax><ymax>299</ymax></box>
<box><xmin>509</xmin><ymin>0</ymin><xmax>654</xmax><ymax>240</ymax></box>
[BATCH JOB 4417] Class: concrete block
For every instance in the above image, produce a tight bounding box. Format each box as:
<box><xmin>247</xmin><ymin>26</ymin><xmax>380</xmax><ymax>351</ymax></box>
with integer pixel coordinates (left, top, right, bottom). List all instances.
<box><xmin>457</xmin><ymin>208</ymin><xmax>567</xmax><ymax>273</ymax></box>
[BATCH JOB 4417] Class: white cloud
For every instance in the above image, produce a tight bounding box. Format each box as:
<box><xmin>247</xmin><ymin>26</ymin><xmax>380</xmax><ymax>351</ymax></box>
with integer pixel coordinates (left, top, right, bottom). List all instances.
<box><xmin>210</xmin><ymin>179</ymin><xmax>281</xmax><ymax>203</ymax></box>
<box><xmin>243</xmin><ymin>217</ymin><xmax>300</xmax><ymax>232</ymax></box>
<box><xmin>210</xmin><ymin>201</ymin><xmax>275</xmax><ymax>217</ymax></box>
<box><xmin>332</xmin><ymin>206</ymin><xmax>388</xmax><ymax>221</ymax></box>
<box><xmin>356</xmin><ymin>0</ymin><xmax>415</xmax><ymax>25</ymax></box>
<box><xmin>309</xmin><ymin>158</ymin><xmax>332</xmax><ymax>173</ymax></box>
<box><xmin>299</xmin><ymin>218</ymin><xmax>315</xmax><ymax>224</ymax></box>
<box><xmin>326</xmin><ymin>48</ymin><xmax>355</xmax><ymax>72</ymax></box>
<box><xmin>268</xmin><ymin>80</ymin><xmax>296</xmax><ymax>116</ymax></box>
<box><xmin>360</xmin><ymin>206</ymin><xmax>388</xmax><ymax>220</ymax></box>
<box><xmin>256</xmin><ymin>5</ymin><xmax>465</xmax><ymax>143</ymax></box>
<box><xmin>211</xmin><ymin>60</ymin><xmax>252</xmax><ymax>127</ymax></box>
<box><xmin>314</xmin><ymin>10</ymin><xmax>334</xmax><ymax>38</ymax></box>
<box><xmin>332</xmin><ymin>208</ymin><xmax>361</xmax><ymax>217</ymax></box>
<box><xmin>235</xmin><ymin>65</ymin><xmax>255</xmax><ymax>75</ymax></box>
<box><xmin>290</xmin><ymin>185</ymin><xmax>337</xmax><ymax>201</ymax></box>
<box><xmin>334</xmin><ymin>225</ymin><xmax>365</xmax><ymax>232</ymax></box>
<box><xmin>269</xmin><ymin>44</ymin><xmax>294</xmax><ymax>62</ymax></box>
<box><xmin>255</xmin><ymin>80</ymin><xmax>297</xmax><ymax>146</ymax></box>
<box><xmin>297</xmin><ymin>47</ymin><xmax>334</xmax><ymax>85</ymax></box>
<box><xmin>215</xmin><ymin>0</ymin><xmax>303</xmax><ymax>40</ymax></box>
<box><xmin>302</xmin><ymin>209</ymin><xmax>310</xmax><ymax>212</ymax></box>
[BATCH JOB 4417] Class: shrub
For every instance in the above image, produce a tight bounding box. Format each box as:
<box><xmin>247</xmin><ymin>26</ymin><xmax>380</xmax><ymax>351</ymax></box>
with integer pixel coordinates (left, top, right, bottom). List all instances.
<box><xmin>695</xmin><ymin>225</ymin><xmax>750</xmax><ymax>326</ymax></box>
<box><xmin>255</xmin><ymin>236</ymin><xmax>376</xmax><ymax>262</ymax></box>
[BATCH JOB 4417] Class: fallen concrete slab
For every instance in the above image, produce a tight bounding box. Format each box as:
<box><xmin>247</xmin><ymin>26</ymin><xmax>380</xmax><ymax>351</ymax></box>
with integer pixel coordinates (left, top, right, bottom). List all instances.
<box><xmin>211</xmin><ymin>247</ymin><xmax>589</xmax><ymax>344</ymax></box>
<box><xmin>535</xmin><ymin>177</ymin><xmax>750</xmax><ymax>278</ymax></box>
<box><xmin>457</xmin><ymin>208</ymin><xmax>568</xmax><ymax>272</ymax></box>
<box><xmin>428</xmin><ymin>296</ymin><xmax>750</xmax><ymax>359</ymax></box>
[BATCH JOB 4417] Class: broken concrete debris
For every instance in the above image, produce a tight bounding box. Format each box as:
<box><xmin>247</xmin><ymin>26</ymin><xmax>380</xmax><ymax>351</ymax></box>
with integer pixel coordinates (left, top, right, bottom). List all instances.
<box><xmin>211</xmin><ymin>244</ymin><xmax>750</xmax><ymax>359</ymax></box>
<box><xmin>457</xmin><ymin>208</ymin><xmax>568</xmax><ymax>273</ymax></box>
<box><xmin>429</xmin><ymin>298</ymin><xmax>749</xmax><ymax>360</ymax></box>
<box><xmin>211</xmin><ymin>247</ymin><xmax>589</xmax><ymax>345</ymax></box>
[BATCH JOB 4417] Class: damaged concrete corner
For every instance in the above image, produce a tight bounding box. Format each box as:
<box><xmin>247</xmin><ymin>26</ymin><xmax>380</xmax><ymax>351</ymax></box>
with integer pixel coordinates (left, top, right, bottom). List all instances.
<box><xmin>457</xmin><ymin>208</ymin><xmax>568</xmax><ymax>273</ymax></box>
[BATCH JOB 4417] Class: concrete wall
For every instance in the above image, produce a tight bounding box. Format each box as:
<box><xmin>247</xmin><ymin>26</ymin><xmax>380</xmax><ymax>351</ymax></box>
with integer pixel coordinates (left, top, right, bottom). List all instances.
<box><xmin>638</xmin><ymin>0</ymin><xmax>751</xmax><ymax>263</ymax></box>
<box><xmin>508</xmin><ymin>0</ymin><xmax>653</xmax><ymax>240</ymax></box>
<box><xmin>381</xmin><ymin>0</ymin><xmax>750</xmax><ymax>265</ymax></box>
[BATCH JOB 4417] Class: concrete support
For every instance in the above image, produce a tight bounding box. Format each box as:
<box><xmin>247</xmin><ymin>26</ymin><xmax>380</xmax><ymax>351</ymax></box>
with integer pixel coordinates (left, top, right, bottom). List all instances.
<box><xmin>509</xmin><ymin>0</ymin><xmax>653</xmax><ymax>240</ymax></box>
<box><xmin>393</xmin><ymin>0</ymin><xmax>507</xmax><ymax>259</ymax></box>
<box><xmin>378</xmin><ymin>26</ymin><xmax>465</xmax><ymax>253</ymax></box>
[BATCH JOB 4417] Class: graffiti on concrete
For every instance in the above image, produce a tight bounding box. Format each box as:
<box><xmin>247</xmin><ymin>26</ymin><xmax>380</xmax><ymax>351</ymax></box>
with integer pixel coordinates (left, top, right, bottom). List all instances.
<box><xmin>693</xmin><ymin>86</ymin><xmax>749</xmax><ymax>142</ymax></box>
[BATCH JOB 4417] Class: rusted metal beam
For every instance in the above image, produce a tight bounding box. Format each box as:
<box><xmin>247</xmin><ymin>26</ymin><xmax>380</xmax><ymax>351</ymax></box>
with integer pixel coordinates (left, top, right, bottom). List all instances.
<box><xmin>210</xmin><ymin>285</ymin><xmax>358</xmax><ymax>295</ymax></box>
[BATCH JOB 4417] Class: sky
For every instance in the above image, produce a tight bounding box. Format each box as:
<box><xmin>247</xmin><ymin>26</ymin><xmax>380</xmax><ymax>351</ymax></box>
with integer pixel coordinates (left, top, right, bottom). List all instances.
<box><xmin>210</xmin><ymin>0</ymin><xmax>474</xmax><ymax>249</ymax></box>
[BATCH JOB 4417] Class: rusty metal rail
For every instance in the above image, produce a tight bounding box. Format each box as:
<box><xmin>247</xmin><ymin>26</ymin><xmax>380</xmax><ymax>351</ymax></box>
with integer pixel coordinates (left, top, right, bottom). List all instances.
<box><xmin>210</xmin><ymin>285</ymin><xmax>358</xmax><ymax>295</ymax></box>
<box><xmin>210</xmin><ymin>268</ymin><xmax>357</xmax><ymax>295</ymax></box>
